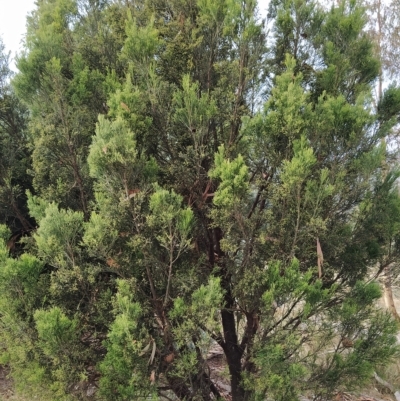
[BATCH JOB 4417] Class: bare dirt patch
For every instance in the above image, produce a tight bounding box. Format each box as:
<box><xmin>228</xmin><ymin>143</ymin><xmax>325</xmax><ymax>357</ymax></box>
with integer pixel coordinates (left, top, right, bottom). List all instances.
<box><xmin>0</xmin><ymin>365</ymin><xmax>14</xmax><ymax>400</ymax></box>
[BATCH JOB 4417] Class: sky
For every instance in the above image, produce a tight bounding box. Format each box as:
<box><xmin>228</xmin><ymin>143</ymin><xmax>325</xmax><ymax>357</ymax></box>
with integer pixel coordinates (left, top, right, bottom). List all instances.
<box><xmin>0</xmin><ymin>0</ymin><xmax>270</xmax><ymax>71</ymax></box>
<box><xmin>0</xmin><ymin>0</ymin><xmax>36</xmax><ymax>69</ymax></box>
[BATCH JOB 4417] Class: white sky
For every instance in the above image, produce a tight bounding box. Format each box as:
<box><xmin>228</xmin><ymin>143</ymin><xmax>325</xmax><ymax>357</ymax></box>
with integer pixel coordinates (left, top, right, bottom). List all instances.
<box><xmin>0</xmin><ymin>0</ymin><xmax>270</xmax><ymax>71</ymax></box>
<box><xmin>0</xmin><ymin>0</ymin><xmax>36</xmax><ymax>70</ymax></box>
<box><xmin>258</xmin><ymin>0</ymin><xmax>270</xmax><ymax>16</ymax></box>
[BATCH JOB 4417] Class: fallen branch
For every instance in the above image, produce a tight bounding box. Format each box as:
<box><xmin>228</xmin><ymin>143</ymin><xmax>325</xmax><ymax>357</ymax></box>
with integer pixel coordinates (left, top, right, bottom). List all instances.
<box><xmin>373</xmin><ymin>371</ymin><xmax>400</xmax><ymax>400</ymax></box>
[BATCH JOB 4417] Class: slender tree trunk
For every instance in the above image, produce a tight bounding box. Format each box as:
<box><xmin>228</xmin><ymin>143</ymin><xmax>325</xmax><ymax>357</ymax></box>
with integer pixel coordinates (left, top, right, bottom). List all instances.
<box><xmin>377</xmin><ymin>0</ymin><xmax>383</xmax><ymax>102</ymax></box>
<box><xmin>384</xmin><ymin>265</ymin><xmax>400</xmax><ymax>322</ymax></box>
<box><xmin>212</xmin><ymin>226</ymin><xmax>247</xmax><ymax>401</ymax></box>
<box><xmin>221</xmin><ymin>307</ymin><xmax>246</xmax><ymax>401</ymax></box>
<box><xmin>374</xmin><ymin>0</ymin><xmax>400</xmax><ymax>323</ymax></box>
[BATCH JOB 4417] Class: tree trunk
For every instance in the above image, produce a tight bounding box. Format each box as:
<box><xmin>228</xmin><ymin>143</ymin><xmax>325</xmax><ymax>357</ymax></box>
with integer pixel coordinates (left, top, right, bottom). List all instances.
<box><xmin>384</xmin><ymin>265</ymin><xmax>400</xmax><ymax>321</ymax></box>
<box><xmin>221</xmin><ymin>308</ymin><xmax>246</xmax><ymax>401</ymax></box>
<box><xmin>213</xmin><ymin>226</ymin><xmax>247</xmax><ymax>401</ymax></box>
<box><xmin>375</xmin><ymin>0</ymin><xmax>400</xmax><ymax>324</ymax></box>
<box><xmin>11</xmin><ymin>196</ymin><xmax>33</xmax><ymax>231</ymax></box>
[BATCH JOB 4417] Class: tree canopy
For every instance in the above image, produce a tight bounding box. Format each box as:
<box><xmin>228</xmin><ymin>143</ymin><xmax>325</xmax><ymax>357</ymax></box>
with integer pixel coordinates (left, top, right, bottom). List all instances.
<box><xmin>1</xmin><ymin>0</ymin><xmax>400</xmax><ymax>400</ymax></box>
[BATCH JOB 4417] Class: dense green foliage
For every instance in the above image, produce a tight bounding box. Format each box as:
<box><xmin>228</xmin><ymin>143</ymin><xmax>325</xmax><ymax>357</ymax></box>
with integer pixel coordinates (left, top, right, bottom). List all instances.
<box><xmin>0</xmin><ymin>39</ymin><xmax>33</xmax><ymax>233</ymax></box>
<box><xmin>1</xmin><ymin>0</ymin><xmax>400</xmax><ymax>400</ymax></box>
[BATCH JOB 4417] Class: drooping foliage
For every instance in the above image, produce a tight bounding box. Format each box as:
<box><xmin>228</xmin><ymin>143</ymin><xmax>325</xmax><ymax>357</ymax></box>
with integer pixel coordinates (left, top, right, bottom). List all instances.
<box><xmin>1</xmin><ymin>0</ymin><xmax>400</xmax><ymax>400</ymax></box>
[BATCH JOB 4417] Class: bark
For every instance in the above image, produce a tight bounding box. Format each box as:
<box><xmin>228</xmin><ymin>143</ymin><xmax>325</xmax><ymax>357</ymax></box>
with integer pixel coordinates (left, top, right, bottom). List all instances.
<box><xmin>10</xmin><ymin>194</ymin><xmax>33</xmax><ymax>231</ymax></box>
<box><xmin>383</xmin><ymin>265</ymin><xmax>400</xmax><ymax>322</ymax></box>
<box><xmin>222</xmin><ymin>310</ymin><xmax>258</xmax><ymax>401</ymax></box>
<box><xmin>221</xmin><ymin>308</ymin><xmax>246</xmax><ymax>401</ymax></box>
<box><xmin>215</xmin><ymin>230</ymin><xmax>246</xmax><ymax>401</ymax></box>
<box><xmin>374</xmin><ymin>0</ymin><xmax>400</xmax><ymax>324</ymax></box>
<box><xmin>377</xmin><ymin>0</ymin><xmax>383</xmax><ymax>101</ymax></box>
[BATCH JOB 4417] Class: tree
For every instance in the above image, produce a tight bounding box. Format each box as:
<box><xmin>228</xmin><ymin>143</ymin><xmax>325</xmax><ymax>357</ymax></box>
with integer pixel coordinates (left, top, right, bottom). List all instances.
<box><xmin>0</xmin><ymin>38</ymin><xmax>33</xmax><ymax>233</ymax></box>
<box><xmin>87</xmin><ymin>2</ymin><xmax>400</xmax><ymax>399</ymax></box>
<box><xmin>13</xmin><ymin>0</ymin><xmax>121</xmax><ymax>218</ymax></box>
<box><xmin>364</xmin><ymin>0</ymin><xmax>400</xmax><ymax>322</ymax></box>
<box><xmin>365</xmin><ymin>0</ymin><xmax>400</xmax><ymax>96</ymax></box>
<box><xmin>83</xmin><ymin>2</ymin><xmax>400</xmax><ymax>400</ymax></box>
<box><xmin>1</xmin><ymin>0</ymin><xmax>400</xmax><ymax>400</ymax></box>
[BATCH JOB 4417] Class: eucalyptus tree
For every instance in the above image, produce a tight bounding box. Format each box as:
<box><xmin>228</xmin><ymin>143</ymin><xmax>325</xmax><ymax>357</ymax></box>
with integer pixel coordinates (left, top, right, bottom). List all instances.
<box><xmin>365</xmin><ymin>0</ymin><xmax>400</xmax><ymax>96</ymax></box>
<box><xmin>364</xmin><ymin>0</ymin><xmax>400</xmax><ymax>322</ymax></box>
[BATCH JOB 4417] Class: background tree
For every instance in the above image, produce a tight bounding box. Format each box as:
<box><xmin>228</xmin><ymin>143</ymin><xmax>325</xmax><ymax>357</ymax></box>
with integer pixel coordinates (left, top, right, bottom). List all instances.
<box><xmin>365</xmin><ymin>0</ymin><xmax>400</xmax><ymax>97</ymax></box>
<box><xmin>0</xmin><ymin>38</ymin><xmax>33</xmax><ymax>234</ymax></box>
<box><xmin>364</xmin><ymin>0</ymin><xmax>400</xmax><ymax>322</ymax></box>
<box><xmin>13</xmin><ymin>0</ymin><xmax>123</xmax><ymax>217</ymax></box>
